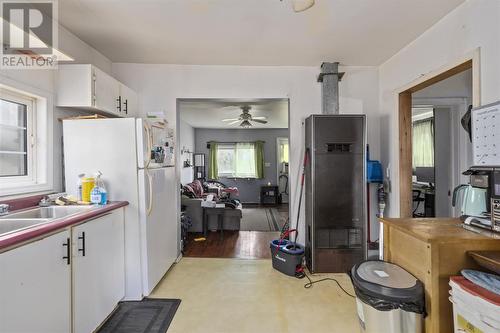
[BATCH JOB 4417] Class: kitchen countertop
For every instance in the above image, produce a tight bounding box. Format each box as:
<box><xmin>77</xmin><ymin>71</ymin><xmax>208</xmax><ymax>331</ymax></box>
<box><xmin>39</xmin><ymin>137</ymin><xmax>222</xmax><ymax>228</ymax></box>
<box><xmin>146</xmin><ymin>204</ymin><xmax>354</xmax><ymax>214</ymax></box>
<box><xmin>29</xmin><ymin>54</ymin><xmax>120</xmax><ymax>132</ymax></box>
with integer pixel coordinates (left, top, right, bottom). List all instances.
<box><xmin>0</xmin><ymin>201</ymin><xmax>128</xmax><ymax>252</ymax></box>
<box><xmin>379</xmin><ymin>217</ymin><xmax>499</xmax><ymax>243</ymax></box>
<box><xmin>380</xmin><ymin>217</ymin><xmax>500</xmax><ymax>333</ymax></box>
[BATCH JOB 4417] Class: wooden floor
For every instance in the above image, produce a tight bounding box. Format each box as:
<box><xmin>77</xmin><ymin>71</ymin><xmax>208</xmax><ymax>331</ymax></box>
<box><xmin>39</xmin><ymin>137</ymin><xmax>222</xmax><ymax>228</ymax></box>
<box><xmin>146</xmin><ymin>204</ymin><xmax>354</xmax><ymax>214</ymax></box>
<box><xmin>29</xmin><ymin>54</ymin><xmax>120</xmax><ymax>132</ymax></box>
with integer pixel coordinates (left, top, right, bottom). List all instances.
<box><xmin>184</xmin><ymin>231</ymin><xmax>280</xmax><ymax>259</ymax></box>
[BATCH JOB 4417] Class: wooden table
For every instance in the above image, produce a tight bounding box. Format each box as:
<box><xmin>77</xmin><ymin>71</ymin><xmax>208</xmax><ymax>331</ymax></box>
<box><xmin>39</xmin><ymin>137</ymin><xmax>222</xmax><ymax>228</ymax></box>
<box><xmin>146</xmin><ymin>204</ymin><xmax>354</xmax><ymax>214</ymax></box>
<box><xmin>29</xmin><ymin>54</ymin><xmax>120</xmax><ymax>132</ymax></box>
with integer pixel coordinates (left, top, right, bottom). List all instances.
<box><xmin>380</xmin><ymin>218</ymin><xmax>500</xmax><ymax>333</ymax></box>
<box><xmin>202</xmin><ymin>207</ymin><xmax>226</xmax><ymax>240</ymax></box>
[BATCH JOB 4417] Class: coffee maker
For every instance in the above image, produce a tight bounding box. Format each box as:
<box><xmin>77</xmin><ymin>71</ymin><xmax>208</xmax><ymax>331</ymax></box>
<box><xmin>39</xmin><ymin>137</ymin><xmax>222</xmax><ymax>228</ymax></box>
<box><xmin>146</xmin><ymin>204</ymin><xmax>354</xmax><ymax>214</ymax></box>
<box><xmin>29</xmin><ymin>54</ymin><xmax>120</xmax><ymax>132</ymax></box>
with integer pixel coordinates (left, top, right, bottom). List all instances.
<box><xmin>461</xmin><ymin>167</ymin><xmax>500</xmax><ymax>232</ymax></box>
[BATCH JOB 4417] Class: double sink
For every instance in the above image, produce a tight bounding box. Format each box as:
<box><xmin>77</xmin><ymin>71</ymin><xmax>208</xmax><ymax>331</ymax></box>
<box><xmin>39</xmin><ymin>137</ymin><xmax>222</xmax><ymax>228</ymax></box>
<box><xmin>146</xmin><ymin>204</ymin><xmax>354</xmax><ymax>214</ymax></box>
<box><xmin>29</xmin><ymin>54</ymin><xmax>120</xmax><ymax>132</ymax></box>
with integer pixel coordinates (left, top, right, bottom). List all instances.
<box><xmin>0</xmin><ymin>206</ymin><xmax>94</xmax><ymax>237</ymax></box>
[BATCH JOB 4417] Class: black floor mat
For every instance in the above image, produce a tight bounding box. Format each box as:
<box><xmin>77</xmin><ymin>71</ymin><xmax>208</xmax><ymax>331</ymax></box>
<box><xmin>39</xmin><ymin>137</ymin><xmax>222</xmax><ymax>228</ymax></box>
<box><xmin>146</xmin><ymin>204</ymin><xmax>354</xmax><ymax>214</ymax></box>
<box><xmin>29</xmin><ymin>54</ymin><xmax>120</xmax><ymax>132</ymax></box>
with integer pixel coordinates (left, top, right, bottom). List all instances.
<box><xmin>97</xmin><ymin>298</ymin><xmax>181</xmax><ymax>333</ymax></box>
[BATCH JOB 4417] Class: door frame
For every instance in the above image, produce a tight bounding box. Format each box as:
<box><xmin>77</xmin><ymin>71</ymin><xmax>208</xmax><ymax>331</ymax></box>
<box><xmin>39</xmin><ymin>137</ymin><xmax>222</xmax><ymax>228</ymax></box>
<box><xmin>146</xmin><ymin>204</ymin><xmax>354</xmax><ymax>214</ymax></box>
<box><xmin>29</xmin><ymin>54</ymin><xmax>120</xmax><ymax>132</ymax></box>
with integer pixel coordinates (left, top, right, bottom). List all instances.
<box><xmin>276</xmin><ymin>137</ymin><xmax>289</xmax><ymax>203</ymax></box>
<box><xmin>397</xmin><ymin>49</ymin><xmax>481</xmax><ymax>217</ymax></box>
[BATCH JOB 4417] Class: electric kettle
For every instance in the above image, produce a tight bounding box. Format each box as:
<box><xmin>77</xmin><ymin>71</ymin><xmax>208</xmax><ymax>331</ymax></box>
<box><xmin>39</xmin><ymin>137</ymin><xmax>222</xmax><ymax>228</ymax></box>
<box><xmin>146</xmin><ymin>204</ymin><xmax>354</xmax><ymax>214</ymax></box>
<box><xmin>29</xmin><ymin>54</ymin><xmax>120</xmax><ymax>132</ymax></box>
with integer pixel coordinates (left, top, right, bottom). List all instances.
<box><xmin>452</xmin><ymin>184</ymin><xmax>488</xmax><ymax>217</ymax></box>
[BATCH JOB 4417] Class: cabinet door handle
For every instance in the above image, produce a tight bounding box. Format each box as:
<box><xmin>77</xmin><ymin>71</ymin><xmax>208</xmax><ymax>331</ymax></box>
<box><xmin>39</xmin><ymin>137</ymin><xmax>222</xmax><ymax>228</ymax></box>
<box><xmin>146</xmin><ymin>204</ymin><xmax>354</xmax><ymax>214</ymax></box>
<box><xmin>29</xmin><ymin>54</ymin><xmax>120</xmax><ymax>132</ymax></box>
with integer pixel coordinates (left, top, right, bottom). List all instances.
<box><xmin>123</xmin><ymin>99</ymin><xmax>128</xmax><ymax>114</ymax></box>
<box><xmin>78</xmin><ymin>232</ymin><xmax>86</xmax><ymax>256</ymax></box>
<box><xmin>63</xmin><ymin>238</ymin><xmax>70</xmax><ymax>265</ymax></box>
<box><xmin>117</xmin><ymin>96</ymin><xmax>122</xmax><ymax>112</ymax></box>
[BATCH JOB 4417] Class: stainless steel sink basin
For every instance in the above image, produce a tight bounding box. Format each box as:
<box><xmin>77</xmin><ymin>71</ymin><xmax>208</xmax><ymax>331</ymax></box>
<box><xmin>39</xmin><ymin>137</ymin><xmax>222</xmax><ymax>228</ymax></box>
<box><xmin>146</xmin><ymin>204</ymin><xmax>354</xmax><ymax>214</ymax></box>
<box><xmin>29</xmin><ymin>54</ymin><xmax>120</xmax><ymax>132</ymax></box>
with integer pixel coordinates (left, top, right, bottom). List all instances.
<box><xmin>0</xmin><ymin>206</ymin><xmax>95</xmax><ymax>237</ymax></box>
<box><xmin>0</xmin><ymin>205</ymin><xmax>94</xmax><ymax>220</ymax></box>
<box><xmin>0</xmin><ymin>219</ymin><xmax>51</xmax><ymax>237</ymax></box>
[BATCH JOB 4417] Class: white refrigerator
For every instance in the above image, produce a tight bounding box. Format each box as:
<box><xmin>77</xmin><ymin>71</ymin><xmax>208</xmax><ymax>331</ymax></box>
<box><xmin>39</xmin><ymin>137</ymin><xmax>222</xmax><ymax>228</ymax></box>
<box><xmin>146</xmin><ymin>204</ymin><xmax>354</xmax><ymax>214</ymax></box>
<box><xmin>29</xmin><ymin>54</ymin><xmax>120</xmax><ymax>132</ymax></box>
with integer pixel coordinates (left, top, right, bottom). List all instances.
<box><xmin>63</xmin><ymin>118</ymin><xmax>177</xmax><ymax>300</ymax></box>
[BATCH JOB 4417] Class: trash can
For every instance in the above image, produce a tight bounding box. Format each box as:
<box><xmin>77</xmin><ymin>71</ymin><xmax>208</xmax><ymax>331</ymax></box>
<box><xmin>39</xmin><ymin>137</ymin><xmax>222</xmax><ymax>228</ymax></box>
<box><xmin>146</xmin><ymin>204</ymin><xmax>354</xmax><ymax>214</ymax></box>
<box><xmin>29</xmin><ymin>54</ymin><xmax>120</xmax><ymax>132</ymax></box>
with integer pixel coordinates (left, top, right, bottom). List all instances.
<box><xmin>351</xmin><ymin>260</ymin><xmax>425</xmax><ymax>333</ymax></box>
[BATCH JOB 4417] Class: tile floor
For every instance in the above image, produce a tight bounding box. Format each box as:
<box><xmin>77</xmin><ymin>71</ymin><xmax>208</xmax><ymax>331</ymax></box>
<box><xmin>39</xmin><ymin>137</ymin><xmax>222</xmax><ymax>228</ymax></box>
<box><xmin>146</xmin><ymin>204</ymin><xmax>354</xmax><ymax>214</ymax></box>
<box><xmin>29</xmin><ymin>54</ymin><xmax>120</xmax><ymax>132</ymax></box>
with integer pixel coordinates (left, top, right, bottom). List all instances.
<box><xmin>150</xmin><ymin>257</ymin><xmax>359</xmax><ymax>333</ymax></box>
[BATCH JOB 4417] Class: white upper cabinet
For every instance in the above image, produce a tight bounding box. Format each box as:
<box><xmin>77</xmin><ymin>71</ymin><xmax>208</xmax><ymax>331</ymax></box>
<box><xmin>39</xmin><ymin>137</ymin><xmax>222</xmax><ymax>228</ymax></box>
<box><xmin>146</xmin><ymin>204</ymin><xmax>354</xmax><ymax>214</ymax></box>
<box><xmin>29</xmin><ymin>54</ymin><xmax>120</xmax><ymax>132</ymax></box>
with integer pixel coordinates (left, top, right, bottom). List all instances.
<box><xmin>57</xmin><ymin>64</ymin><xmax>137</xmax><ymax>118</ymax></box>
<box><xmin>93</xmin><ymin>66</ymin><xmax>120</xmax><ymax>115</ymax></box>
<box><xmin>119</xmin><ymin>83</ymin><xmax>138</xmax><ymax>117</ymax></box>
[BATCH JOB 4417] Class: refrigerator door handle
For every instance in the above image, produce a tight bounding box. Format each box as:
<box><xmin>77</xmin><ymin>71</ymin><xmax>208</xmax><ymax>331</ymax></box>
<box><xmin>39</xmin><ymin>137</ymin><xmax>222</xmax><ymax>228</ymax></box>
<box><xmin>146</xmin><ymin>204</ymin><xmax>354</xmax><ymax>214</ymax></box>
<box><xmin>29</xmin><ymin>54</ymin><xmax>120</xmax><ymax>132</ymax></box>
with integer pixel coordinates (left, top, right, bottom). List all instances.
<box><xmin>146</xmin><ymin>169</ymin><xmax>153</xmax><ymax>216</ymax></box>
<box><xmin>144</xmin><ymin>123</ymin><xmax>153</xmax><ymax>168</ymax></box>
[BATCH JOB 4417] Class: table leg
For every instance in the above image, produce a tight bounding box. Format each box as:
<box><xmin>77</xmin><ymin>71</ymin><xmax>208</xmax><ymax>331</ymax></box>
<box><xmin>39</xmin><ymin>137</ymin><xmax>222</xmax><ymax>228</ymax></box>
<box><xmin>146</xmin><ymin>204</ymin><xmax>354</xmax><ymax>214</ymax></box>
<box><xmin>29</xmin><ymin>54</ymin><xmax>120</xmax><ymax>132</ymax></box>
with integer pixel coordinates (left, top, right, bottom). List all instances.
<box><xmin>203</xmin><ymin>208</ymin><xmax>207</xmax><ymax>237</ymax></box>
<box><xmin>218</xmin><ymin>214</ymin><xmax>223</xmax><ymax>241</ymax></box>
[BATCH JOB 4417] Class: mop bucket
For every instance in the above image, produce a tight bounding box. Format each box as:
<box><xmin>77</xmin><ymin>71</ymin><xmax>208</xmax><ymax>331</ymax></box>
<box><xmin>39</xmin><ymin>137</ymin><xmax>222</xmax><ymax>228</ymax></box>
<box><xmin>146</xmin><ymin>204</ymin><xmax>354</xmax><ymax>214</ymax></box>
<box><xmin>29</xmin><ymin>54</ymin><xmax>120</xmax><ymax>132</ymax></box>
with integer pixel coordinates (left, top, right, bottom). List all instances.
<box><xmin>270</xmin><ymin>239</ymin><xmax>305</xmax><ymax>276</ymax></box>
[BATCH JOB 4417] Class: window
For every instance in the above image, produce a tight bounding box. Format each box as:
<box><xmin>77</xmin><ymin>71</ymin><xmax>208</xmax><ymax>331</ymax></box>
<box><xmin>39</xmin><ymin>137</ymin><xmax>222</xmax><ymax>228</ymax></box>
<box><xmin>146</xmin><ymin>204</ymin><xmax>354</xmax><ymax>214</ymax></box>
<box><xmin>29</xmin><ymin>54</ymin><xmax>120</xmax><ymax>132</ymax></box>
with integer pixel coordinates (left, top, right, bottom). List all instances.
<box><xmin>412</xmin><ymin>119</ymin><xmax>435</xmax><ymax>167</ymax></box>
<box><xmin>0</xmin><ymin>91</ymin><xmax>34</xmax><ymax>179</ymax></box>
<box><xmin>217</xmin><ymin>143</ymin><xmax>257</xmax><ymax>178</ymax></box>
<box><xmin>278</xmin><ymin>139</ymin><xmax>289</xmax><ymax>163</ymax></box>
<box><xmin>0</xmin><ymin>82</ymin><xmax>51</xmax><ymax>196</ymax></box>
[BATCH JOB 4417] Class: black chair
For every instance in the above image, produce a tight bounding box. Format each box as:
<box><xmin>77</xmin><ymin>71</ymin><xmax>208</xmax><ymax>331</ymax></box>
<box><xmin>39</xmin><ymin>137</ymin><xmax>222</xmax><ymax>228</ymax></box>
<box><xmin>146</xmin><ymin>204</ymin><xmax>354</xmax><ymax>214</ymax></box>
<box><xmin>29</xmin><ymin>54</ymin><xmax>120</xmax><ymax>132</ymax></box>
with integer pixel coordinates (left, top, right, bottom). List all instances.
<box><xmin>412</xmin><ymin>189</ymin><xmax>425</xmax><ymax>217</ymax></box>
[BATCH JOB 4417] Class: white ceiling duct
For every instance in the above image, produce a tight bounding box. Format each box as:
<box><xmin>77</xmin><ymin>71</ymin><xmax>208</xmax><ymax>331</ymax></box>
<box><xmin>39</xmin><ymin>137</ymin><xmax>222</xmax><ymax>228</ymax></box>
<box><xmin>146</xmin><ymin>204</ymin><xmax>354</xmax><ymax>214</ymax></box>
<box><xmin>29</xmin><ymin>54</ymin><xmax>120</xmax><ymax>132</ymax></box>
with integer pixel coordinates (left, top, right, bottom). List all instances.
<box><xmin>291</xmin><ymin>0</ymin><xmax>315</xmax><ymax>12</ymax></box>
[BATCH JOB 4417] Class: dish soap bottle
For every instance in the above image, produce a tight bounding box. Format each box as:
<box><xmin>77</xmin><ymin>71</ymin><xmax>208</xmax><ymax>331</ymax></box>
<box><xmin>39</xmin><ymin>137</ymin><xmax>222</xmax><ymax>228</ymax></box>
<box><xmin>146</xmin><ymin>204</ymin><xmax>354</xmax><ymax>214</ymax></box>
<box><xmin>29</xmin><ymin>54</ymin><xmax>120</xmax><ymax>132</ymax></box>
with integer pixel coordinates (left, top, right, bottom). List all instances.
<box><xmin>90</xmin><ymin>171</ymin><xmax>107</xmax><ymax>205</ymax></box>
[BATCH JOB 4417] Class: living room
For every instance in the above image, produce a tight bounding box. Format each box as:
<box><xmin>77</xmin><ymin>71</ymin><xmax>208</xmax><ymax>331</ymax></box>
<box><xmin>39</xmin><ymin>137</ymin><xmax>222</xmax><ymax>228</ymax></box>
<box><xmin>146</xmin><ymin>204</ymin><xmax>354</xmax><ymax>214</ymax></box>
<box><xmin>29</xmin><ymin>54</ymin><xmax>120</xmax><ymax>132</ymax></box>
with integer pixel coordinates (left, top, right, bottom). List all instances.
<box><xmin>179</xmin><ymin>99</ymin><xmax>290</xmax><ymax>257</ymax></box>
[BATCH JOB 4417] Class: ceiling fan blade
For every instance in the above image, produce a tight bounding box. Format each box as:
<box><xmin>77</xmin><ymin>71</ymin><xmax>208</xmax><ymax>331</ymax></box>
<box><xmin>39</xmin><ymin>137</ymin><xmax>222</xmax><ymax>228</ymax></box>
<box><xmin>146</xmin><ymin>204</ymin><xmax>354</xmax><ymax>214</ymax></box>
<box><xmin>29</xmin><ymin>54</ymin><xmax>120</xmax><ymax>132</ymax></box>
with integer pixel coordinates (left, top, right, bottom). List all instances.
<box><xmin>228</xmin><ymin>120</ymin><xmax>240</xmax><ymax>125</ymax></box>
<box><xmin>222</xmin><ymin>118</ymin><xmax>240</xmax><ymax>122</ymax></box>
<box><xmin>251</xmin><ymin>119</ymin><xmax>268</xmax><ymax>124</ymax></box>
<box><xmin>252</xmin><ymin>116</ymin><xmax>268</xmax><ymax>120</ymax></box>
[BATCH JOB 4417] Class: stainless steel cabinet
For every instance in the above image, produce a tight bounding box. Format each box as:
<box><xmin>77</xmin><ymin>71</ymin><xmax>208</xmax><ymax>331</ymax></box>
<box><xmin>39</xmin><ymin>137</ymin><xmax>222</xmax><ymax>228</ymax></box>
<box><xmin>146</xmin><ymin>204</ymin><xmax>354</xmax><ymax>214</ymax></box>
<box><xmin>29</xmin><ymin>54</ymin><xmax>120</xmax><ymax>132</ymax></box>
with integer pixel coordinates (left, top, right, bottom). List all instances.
<box><xmin>305</xmin><ymin>115</ymin><xmax>367</xmax><ymax>273</ymax></box>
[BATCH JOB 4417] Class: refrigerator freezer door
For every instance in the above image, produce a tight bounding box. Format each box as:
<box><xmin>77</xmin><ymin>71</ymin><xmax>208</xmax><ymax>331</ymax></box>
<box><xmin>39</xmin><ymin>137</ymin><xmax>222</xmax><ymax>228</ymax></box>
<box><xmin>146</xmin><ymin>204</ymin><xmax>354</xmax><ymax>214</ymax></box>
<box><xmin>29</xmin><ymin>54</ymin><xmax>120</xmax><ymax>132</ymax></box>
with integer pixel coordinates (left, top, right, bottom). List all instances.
<box><xmin>138</xmin><ymin>167</ymin><xmax>177</xmax><ymax>295</ymax></box>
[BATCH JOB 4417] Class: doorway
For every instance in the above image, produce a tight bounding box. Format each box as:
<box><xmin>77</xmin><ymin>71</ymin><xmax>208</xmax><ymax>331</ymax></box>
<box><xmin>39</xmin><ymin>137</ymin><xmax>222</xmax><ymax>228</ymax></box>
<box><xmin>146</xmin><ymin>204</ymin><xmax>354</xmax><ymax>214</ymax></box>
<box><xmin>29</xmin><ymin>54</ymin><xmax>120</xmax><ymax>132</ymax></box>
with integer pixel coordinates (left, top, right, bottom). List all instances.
<box><xmin>177</xmin><ymin>98</ymin><xmax>290</xmax><ymax>258</ymax></box>
<box><xmin>399</xmin><ymin>59</ymin><xmax>478</xmax><ymax>217</ymax></box>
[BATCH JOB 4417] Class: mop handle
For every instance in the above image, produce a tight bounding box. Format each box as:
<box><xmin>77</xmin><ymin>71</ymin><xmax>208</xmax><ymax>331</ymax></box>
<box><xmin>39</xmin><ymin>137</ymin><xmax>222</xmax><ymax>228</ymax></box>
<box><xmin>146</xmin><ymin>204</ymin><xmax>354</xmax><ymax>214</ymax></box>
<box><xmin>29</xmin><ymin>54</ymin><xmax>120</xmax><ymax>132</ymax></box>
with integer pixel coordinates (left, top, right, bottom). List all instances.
<box><xmin>293</xmin><ymin>149</ymin><xmax>309</xmax><ymax>246</ymax></box>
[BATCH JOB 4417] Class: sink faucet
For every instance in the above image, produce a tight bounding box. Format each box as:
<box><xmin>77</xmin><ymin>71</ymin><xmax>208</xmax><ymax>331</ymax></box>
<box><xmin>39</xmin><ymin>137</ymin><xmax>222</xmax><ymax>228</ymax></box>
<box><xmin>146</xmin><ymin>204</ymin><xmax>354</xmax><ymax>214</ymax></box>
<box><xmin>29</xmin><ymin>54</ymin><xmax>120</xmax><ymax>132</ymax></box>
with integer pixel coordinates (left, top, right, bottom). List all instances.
<box><xmin>0</xmin><ymin>204</ymin><xmax>9</xmax><ymax>216</ymax></box>
<box><xmin>39</xmin><ymin>196</ymin><xmax>51</xmax><ymax>207</ymax></box>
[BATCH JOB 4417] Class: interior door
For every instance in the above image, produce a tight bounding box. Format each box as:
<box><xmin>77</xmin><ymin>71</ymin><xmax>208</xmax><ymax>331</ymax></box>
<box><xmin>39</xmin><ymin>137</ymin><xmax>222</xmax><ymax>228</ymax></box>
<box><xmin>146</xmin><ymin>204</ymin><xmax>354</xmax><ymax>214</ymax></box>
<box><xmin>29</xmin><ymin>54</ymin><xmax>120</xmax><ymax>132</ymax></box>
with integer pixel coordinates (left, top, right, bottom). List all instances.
<box><xmin>72</xmin><ymin>211</ymin><xmax>125</xmax><ymax>333</ymax></box>
<box><xmin>0</xmin><ymin>230</ymin><xmax>71</xmax><ymax>333</ymax></box>
<box><xmin>138</xmin><ymin>167</ymin><xmax>177</xmax><ymax>295</ymax></box>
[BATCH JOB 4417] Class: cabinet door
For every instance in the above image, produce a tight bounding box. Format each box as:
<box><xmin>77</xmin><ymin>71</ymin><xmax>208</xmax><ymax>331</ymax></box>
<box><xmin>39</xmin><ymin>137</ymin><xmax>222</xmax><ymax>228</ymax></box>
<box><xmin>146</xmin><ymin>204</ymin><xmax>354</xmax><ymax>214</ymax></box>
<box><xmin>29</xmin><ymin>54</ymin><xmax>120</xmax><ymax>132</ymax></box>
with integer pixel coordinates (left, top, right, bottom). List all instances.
<box><xmin>120</xmin><ymin>83</ymin><xmax>138</xmax><ymax>117</ymax></box>
<box><xmin>56</xmin><ymin>64</ymin><xmax>93</xmax><ymax>107</ymax></box>
<box><xmin>0</xmin><ymin>230</ymin><xmax>71</xmax><ymax>333</ymax></box>
<box><xmin>72</xmin><ymin>209</ymin><xmax>125</xmax><ymax>333</ymax></box>
<box><xmin>93</xmin><ymin>66</ymin><xmax>121</xmax><ymax>116</ymax></box>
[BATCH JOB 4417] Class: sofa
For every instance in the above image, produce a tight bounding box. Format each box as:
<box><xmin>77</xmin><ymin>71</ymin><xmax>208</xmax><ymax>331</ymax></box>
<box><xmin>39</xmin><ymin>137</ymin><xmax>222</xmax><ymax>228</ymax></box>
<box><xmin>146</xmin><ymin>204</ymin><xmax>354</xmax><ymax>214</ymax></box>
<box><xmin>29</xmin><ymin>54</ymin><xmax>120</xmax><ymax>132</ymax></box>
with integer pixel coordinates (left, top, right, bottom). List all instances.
<box><xmin>181</xmin><ymin>196</ymin><xmax>242</xmax><ymax>232</ymax></box>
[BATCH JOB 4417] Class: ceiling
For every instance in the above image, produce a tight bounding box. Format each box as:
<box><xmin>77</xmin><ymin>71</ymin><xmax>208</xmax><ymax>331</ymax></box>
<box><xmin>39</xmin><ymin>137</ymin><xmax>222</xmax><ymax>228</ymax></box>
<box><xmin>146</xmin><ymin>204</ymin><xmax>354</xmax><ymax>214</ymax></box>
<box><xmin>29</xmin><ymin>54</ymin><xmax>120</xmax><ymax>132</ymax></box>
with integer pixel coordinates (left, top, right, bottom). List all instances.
<box><xmin>413</xmin><ymin>69</ymin><xmax>472</xmax><ymax>100</ymax></box>
<box><xmin>58</xmin><ymin>0</ymin><xmax>465</xmax><ymax>66</ymax></box>
<box><xmin>179</xmin><ymin>99</ymin><xmax>288</xmax><ymax>129</ymax></box>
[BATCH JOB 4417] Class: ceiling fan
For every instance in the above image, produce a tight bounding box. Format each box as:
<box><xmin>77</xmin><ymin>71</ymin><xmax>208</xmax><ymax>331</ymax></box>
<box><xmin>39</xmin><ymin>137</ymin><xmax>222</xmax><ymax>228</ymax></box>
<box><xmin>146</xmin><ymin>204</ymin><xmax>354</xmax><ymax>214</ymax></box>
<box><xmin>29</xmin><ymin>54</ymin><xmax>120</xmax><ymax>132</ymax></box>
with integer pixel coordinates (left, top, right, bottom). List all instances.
<box><xmin>221</xmin><ymin>106</ymin><xmax>268</xmax><ymax>128</ymax></box>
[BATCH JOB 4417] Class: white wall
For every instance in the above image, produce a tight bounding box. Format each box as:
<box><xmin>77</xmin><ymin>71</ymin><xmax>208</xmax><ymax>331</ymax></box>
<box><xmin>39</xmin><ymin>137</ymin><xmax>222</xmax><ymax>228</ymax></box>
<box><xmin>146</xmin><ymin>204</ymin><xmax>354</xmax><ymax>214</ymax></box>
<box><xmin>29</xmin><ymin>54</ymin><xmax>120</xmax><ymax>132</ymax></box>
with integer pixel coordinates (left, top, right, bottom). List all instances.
<box><xmin>0</xmin><ymin>24</ymin><xmax>112</xmax><ymax>197</ymax></box>
<box><xmin>179</xmin><ymin>120</ymin><xmax>195</xmax><ymax>184</ymax></box>
<box><xmin>112</xmin><ymin>63</ymin><xmax>380</xmax><ymax>245</ymax></box>
<box><xmin>379</xmin><ymin>0</ymin><xmax>500</xmax><ymax>217</ymax></box>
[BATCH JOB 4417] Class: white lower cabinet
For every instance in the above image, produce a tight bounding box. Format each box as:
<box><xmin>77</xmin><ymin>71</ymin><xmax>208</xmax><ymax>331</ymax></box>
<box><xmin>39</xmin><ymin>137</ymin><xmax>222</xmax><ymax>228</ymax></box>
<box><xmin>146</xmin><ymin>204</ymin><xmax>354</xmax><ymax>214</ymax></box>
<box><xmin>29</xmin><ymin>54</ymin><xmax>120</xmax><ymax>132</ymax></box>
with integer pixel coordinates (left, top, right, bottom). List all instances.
<box><xmin>72</xmin><ymin>209</ymin><xmax>125</xmax><ymax>333</ymax></box>
<box><xmin>0</xmin><ymin>230</ymin><xmax>72</xmax><ymax>333</ymax></box>
<box><xmin>0</xmin><ymin>208</ymin><xmax>125</xmax><ymax>333</ymax></box>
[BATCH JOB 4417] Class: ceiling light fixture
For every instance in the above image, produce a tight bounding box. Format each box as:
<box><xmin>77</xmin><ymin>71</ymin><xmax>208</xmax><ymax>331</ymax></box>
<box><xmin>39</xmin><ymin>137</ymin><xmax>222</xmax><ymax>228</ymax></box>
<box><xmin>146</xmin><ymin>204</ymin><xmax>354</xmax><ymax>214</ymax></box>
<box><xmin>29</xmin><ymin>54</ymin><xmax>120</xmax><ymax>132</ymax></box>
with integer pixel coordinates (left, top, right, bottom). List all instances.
<box><xmin>240</xmin><ymin>120</ymin><xmax>252</xmax><ymax>128</ymax></box>
<box><xmin>282</xmin><ymin>0</ymin><xmax>315</xmax><ymax>12</ymax></box>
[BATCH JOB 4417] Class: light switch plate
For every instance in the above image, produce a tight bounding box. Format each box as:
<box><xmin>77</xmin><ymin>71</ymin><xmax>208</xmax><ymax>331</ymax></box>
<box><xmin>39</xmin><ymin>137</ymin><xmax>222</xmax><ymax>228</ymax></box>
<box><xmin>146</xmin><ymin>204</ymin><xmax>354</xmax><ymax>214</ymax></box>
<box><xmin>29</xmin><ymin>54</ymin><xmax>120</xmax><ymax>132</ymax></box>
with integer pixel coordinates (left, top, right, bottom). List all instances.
<box><xmin>264</xmin><ymin>162</ymin><xmax>271</xmax><ymax>167</ymax></box>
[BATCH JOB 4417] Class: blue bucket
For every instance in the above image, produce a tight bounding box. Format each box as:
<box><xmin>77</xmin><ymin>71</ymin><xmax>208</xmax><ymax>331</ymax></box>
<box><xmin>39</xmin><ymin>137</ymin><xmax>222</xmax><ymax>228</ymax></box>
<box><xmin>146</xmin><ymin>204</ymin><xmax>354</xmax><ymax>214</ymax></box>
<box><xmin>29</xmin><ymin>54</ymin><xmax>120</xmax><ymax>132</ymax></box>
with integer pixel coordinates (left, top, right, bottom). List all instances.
<box><xmin>270</xmin><ymin>239</ymin><xmax>290</xmax><ymax>250</ymax></box>
<box><xmin>270</xmin><ymin>239</ymin><xmax>305</xmax><ymax>277</ymax></box>
<box><xmin>281</xmin><ymin>243</ymin><xmax>305</xmax><ymax>255</ymax></box>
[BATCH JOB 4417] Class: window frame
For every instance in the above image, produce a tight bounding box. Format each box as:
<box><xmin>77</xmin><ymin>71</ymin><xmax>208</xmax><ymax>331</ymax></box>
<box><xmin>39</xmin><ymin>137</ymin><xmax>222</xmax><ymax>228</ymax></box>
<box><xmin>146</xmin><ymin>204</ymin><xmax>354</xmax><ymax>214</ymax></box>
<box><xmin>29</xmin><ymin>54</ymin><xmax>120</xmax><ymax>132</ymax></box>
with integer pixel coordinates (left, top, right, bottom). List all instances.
<box><xmin>0</xmin><ymin>89</ymin><xmax>36</xmax><ymax>183</ymax></box>
<box><xmin>0</xmin><ymin>78</ymin><xmax>53</xmax><ymax>197</ymax></box>
<box><xmin>216</xmin><ymin>143</ymin><xmax>258</xmax><ymax>179</ymax></box>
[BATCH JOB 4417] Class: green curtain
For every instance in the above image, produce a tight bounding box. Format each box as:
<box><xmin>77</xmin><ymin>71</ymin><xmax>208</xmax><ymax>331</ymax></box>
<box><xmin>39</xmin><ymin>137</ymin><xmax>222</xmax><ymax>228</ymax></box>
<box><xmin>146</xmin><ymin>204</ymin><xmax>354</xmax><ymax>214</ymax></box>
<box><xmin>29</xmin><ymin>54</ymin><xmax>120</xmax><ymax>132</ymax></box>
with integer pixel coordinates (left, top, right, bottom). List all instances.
<box><xmin>208</xmin><ymin>142</ymin><xmax>218</xmax><ymax>179</ymax></box>
<box><xmin>254</xmin><ymin>141</ymin><xmax>264</xmax><ymax>179</ymax></box>
<box><xmin>412</xmin><ymin>120</ymin><xmax>434</xmax><ymax>167</ymax></box>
